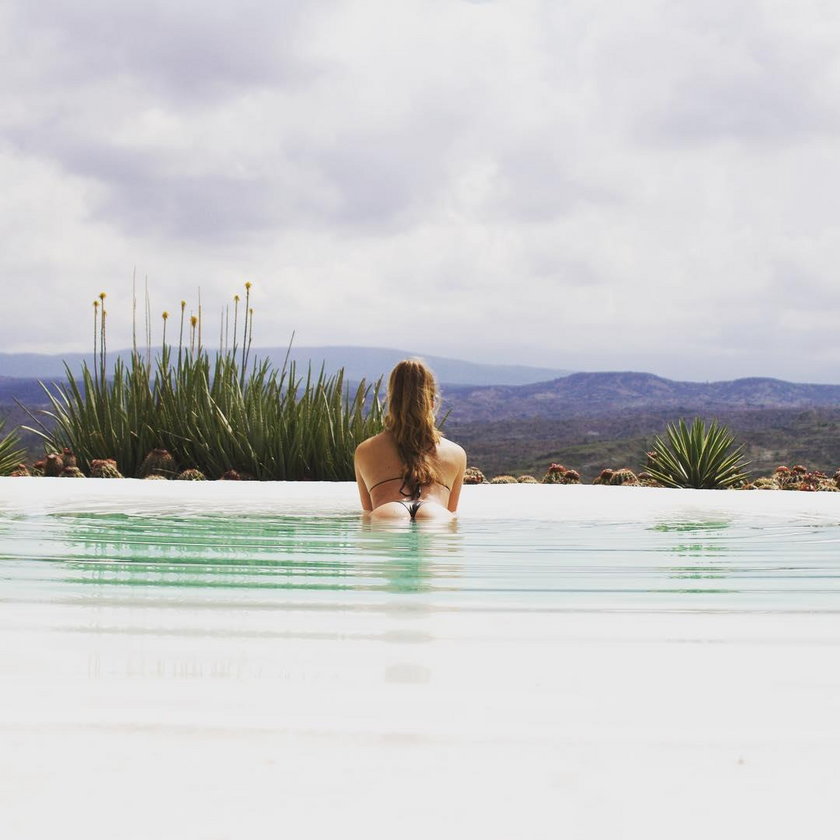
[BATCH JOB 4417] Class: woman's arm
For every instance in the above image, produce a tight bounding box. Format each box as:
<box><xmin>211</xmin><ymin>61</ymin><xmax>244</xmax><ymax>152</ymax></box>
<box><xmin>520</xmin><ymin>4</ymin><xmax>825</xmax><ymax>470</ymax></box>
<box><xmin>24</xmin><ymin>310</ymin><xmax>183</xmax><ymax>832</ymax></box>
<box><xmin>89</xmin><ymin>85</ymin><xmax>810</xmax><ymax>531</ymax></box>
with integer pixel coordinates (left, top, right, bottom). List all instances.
<box><xmin>446</xmin><ymin>447</ymin><xmax>467</xmax><ymax>513</ymax></box>
<box><xmin>354</xmin><ymin>448</ymin><xmax>373</xmax><ymax>512</ymax></box>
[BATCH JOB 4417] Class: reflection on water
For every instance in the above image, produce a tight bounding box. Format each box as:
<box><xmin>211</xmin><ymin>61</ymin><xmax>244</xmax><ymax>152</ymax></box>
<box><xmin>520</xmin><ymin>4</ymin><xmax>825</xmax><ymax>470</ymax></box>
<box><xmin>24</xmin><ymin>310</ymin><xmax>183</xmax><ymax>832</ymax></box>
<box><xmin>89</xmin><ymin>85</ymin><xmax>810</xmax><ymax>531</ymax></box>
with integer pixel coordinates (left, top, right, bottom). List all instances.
<box><xmin>2</xmin><ymin>510</ymin><xmax>840</xmax><ymax>610</ymax></box>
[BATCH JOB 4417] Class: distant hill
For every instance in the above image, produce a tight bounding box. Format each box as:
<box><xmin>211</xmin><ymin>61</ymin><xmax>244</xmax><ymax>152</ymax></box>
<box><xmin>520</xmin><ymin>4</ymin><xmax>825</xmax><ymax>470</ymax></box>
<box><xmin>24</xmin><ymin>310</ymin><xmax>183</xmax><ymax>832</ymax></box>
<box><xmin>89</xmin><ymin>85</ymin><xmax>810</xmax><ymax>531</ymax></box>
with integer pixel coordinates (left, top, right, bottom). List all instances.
<box><xmin>440</xmin><ymin>371</ymin><xmax>840</xmax><ymax>478</ymax></box>
<box><xmin>0</xmin><ymin>346</ymin><xmax>571</xmax><ymax>388</ymax></box>
<box><xmin>443</xmin><ymin>371</ymin><xmax>840</xmax><ymax>422</ymax></box>
<box><xmin>0</xmin><ymin>376</ymin><xmax>60</xmax><ymax>405</ymax></box>
<box><xmin>446</xmin><ymin>406</ymin><xmax>840</xmax><ymax>480</ymax></box>
<box><xmin>6</xmin><ymin>366</ymin><xmax>840</xmax><ymax>418</ymax></box>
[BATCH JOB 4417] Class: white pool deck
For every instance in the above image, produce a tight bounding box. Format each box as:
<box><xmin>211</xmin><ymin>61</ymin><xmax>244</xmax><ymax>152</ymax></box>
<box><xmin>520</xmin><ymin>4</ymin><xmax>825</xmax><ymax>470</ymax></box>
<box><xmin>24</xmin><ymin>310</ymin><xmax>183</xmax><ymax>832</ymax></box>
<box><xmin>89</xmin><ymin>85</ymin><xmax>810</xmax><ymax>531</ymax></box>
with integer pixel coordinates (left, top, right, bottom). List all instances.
<box><xmin>4</xmin><ymin>474</ymin><xmax>840</xmax><ymax>520</ymax></box>
<box><xmin>2</xmin><ymin>479</ymin><xmax>840</xmax><ymax>839</ymax></box>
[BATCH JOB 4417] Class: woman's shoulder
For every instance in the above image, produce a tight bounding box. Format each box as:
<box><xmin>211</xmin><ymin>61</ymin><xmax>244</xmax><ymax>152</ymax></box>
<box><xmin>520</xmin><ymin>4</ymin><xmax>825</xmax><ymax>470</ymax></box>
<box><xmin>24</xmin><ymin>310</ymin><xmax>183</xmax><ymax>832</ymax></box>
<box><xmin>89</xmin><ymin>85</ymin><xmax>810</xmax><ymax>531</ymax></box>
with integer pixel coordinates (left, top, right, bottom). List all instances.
<box><xmin>355</xmin><ymin>431</ymin><xmax>391</xmax><ymax>455</ymax></box>
<box><xmin>437</xmin><ymin>436</ymin><xmax>466</xmax><ymax>462</ymax></box>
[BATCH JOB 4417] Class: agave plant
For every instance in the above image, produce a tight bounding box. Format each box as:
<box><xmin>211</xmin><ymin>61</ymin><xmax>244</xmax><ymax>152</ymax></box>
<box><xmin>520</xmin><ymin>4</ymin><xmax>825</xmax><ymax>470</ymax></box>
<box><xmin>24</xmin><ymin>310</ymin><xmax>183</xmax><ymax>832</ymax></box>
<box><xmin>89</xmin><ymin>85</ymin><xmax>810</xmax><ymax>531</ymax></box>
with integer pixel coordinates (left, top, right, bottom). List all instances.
<box><xmin>0</xmin><ymin>418</ymin><xmax>26</xmax><ymax>476</ymax></box>
<box><xmin>644</xmin><ymin>418</ymin><xmax>750</xmax><ymax>489</ymax></box>
<box><xmin>24</xmin><ymin>286</ymin><xmax>384</xmax><ymax>481</ymax></box>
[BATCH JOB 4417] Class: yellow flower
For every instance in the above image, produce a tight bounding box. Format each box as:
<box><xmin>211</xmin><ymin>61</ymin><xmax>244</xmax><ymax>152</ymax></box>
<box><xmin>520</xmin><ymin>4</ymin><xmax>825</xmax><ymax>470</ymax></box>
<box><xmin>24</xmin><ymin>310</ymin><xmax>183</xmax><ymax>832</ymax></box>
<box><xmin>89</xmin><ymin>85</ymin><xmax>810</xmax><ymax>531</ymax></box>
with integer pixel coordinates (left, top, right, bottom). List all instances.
<box><xmin>162</xmin><ymin>311</ymin><xmax>169</xmax><ymax>320</ymax></box>
<box><xmin>190</xmin><ymin>315</ymin><xmax>198</xmax><ymax>327</ymax></box>
<box><xmin>245</xmin><ymin>281</ymin><xmax>252</xmax><ymax>290</ymax></box>
<box><xmin>99</xmin><ymin>291</ymin><xmax>107</xmax><ymax>300</ymax></box>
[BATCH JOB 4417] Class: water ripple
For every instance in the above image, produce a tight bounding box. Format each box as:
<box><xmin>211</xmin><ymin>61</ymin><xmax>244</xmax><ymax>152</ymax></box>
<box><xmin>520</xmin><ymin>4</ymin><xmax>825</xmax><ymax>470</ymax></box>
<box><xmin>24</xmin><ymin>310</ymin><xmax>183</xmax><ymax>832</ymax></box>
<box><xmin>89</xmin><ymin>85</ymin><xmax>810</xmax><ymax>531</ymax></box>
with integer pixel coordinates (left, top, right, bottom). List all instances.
<box><xmin>2</xmin><ymin>511</ymin><xmax>840</xmax><ymax>610</ymax></box>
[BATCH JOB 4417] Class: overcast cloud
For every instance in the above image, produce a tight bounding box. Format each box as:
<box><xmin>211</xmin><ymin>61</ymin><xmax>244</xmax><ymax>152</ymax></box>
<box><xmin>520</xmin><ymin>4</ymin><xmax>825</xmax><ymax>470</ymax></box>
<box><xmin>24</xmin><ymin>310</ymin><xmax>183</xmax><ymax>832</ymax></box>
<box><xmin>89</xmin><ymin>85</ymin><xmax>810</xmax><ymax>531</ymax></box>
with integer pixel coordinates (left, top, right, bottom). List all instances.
<box><xmin>2</xmin><ymin>0</ymin><xmax>840</xmax><ymax>381</ymax></box>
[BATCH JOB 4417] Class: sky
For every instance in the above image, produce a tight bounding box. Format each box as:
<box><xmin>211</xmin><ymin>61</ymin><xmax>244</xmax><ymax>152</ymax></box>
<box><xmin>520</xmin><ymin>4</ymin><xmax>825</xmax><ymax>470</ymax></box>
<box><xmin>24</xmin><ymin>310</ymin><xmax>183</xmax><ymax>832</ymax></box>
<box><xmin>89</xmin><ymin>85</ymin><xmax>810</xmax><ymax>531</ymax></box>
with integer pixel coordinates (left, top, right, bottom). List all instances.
<box><xmin>2</xmin><ymin>0</ymin><xmax>840</xmax><ymax>382</ymax></box>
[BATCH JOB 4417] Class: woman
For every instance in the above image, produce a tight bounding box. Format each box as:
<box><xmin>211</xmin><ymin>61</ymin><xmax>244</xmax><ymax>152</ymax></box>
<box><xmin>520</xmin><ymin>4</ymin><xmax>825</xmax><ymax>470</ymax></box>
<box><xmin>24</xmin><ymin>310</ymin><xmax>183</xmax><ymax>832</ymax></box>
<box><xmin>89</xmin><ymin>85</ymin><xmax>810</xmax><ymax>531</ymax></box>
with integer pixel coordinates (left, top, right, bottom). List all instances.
<box><xmin>355</xmin><ymin>359</ymin><xmax>466</xmax><ymax>520</ymax></box>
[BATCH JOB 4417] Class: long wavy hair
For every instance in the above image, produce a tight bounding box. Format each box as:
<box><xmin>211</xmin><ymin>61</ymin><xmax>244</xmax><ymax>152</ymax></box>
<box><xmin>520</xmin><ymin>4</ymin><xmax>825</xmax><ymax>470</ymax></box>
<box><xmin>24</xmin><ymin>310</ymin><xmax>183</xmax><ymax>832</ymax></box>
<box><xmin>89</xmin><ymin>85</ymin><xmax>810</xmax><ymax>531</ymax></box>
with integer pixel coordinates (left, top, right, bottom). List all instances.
<box><xmin>384</xmin><ymin>359</ymin><xmax>441</xmax><ymax>498</ymax></box>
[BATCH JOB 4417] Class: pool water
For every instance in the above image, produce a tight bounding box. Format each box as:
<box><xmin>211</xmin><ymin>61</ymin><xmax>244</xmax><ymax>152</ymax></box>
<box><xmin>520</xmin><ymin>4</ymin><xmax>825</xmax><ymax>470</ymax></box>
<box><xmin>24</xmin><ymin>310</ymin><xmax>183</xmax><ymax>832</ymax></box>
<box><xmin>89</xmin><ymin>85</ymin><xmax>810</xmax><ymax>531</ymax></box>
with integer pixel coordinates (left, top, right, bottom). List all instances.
<box><xmin>5</xmin><ymin>509</ymin><xmax>840</xmax><ymax>610</ymax></box>
<box><xmin>2</xmin><ymin>480</ymin><xmax>840</xmax><ymax>839</ymax></box>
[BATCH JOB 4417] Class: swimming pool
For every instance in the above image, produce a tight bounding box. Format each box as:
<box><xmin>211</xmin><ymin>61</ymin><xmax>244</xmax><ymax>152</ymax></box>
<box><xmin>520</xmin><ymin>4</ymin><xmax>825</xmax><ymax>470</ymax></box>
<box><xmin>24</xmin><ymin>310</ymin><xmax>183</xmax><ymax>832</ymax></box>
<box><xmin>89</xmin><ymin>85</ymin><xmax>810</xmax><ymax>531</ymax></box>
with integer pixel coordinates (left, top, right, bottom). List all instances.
<box><xmin>2</xmin><ymin>479</ymin><xmax>840</xmax><ymax>839</ymax></box>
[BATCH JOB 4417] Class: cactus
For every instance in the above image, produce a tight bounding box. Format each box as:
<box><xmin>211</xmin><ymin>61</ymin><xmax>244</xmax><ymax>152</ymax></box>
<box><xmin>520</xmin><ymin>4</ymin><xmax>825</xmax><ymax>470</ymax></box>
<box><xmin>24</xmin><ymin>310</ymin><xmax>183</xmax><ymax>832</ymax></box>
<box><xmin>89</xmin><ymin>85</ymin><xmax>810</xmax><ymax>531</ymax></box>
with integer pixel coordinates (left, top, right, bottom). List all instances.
<box><xmin>61</xmin><ymin>448</ymin><xmax>78</xmax><ymax>469</ymax></box>
<box><xmin>796</xmin><ymin>470</ymin><xmax>835</xmax><ymax>492</ymax></box>
<box><xmin>220</xmin><ymin>469</ymin><xmax>255</xmax><ymax>480</ymax></box>
<box><xmin>609</xmin><ymin>468</ymin><xmax>639</xmax><ymax>486</ymax></box>
<box><xmin>90</xmin><ymin>459</ymin><xmax>124</xmax><ymax>479</ymax></box>
<box><xmin>541</xmin><ymin>464</ymin><xmax>581</xmax><ymax>484</ymax></box>
<box><xmin>773</xmin><ymin>466</ymin><xmax>795</xmax><ymax>488</ymax></box>
<box><xmin>60</xmin><ymin>466</ymin><xmax>85</xmax><ymax>478</ymax></box>
<box><xmin>9</xmin><ymin>464</ymin><xmax>30</xmax><ymax>477</ymax></box>
<box><xmin>517</xmin><ymin>475</ymin><xmax>539</xmax><ymax>483</ymax></box>
<box><xmin>592</xmin><ymin>468</ymin><xmax>614</xmax><ymax>485</ymax></box>
<box><xmin>144</xmin><ymin>474</ymin><xmax>168</xmax><ymax>480</ymax></box>
<box><xmin>43</xmin><ymin>453</ymin><xmax>64</xmax><ymax>477</ymax></box>
<box><xmin>462</xmin><ymin>466</ymin><xmax>486</xmax><ymax>484</ymax></box>
<box><xmin>490</xmin><ymin>475</ymin><xmax>517</xmax><ymax>484</ymax></box>
<box><xmin>139</xmin><ymin>448</ymin><xmax>177</xmax><ymax>478</ymax></box>
<box><xmin>176</xmin><ymin>468</ymin><xmax>207</xmax><ymax>481</ymax></box>
<box><xmin>542</xmin><ymin>463</ymin><xmax>566</xmax><ymax>484</ymax></box>
<box><xmin>637</xmin><ymin>471</ymin><xmax>664</xmax><ymax>488</ymax></box>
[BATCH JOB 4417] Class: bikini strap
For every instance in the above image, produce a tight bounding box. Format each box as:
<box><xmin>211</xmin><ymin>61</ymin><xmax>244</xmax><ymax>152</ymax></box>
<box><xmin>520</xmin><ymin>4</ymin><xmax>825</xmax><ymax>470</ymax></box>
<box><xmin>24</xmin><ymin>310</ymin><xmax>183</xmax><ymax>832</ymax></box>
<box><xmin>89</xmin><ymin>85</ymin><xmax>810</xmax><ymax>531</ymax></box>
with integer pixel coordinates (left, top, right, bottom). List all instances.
<box><xmin>367</xmin><ymin>476</ymin><xmax>403</xmax><ymax>493</ymax></box>
<box><xmin>368</xmin><ymin>475</ymin><xmax>449</xmax><ymax>496</ymax></box>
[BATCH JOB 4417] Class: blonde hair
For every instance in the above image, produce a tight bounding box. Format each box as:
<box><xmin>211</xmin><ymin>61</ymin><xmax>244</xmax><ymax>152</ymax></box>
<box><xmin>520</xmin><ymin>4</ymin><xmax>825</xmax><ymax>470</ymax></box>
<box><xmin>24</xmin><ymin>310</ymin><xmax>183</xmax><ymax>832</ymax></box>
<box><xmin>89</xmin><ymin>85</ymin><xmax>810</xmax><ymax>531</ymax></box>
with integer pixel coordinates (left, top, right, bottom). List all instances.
<box><xmin>384</xmin><ymin>359</ymin><xmax>441</xmax><ymax>497</ymax></box>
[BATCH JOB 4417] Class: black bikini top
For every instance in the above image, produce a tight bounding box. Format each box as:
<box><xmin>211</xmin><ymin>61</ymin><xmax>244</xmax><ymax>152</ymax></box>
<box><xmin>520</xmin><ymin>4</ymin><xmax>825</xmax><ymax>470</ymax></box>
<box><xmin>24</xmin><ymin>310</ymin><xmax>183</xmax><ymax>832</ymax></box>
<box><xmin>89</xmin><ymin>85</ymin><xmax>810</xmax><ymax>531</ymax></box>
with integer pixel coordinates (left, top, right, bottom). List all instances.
<box><xmin>367</xmin><ymin>475</ymin><xmax>452</xmax><ymax>498</ymax></box>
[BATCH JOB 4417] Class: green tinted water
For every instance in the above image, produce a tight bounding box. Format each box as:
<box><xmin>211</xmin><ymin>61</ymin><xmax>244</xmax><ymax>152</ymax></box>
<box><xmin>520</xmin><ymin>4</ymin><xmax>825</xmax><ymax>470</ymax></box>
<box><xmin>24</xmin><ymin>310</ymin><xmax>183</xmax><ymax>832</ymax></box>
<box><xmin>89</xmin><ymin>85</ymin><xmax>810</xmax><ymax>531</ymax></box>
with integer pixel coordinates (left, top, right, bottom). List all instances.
<box><xmin>3</xmin><ymin>511</ymin><xmax>840</xmax><ymax>611</ymax></box>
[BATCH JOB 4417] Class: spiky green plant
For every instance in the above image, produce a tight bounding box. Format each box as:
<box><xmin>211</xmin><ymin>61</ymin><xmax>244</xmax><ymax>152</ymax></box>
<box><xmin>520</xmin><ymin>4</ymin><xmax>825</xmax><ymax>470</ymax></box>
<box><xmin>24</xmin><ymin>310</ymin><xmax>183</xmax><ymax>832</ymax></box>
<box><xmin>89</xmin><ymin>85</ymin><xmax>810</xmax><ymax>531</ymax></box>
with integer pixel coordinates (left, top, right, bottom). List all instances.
<box><xmin>24</xmin><ymin>287</ymin><xmax>384</xmax><ymax>480</ymax></box>
<box><xmin>644</xmin><ymin>418</ymin><xmax>750</xmax><ymax>489</ymax></box>
<box><xmin>0</xmin><ymin>418</ymin><xmax>25</xmax><ymax>476</ymax></box>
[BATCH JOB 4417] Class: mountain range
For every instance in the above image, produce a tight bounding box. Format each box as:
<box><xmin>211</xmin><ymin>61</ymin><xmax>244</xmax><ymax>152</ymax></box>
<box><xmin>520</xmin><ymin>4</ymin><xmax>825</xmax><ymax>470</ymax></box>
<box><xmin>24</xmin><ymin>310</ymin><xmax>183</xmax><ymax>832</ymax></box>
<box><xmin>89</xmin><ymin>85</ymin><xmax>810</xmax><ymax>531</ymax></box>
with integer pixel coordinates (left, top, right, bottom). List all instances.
<box><xmin>0</xmin><ymin>346</ymin><xmax>570</xmax><ymax>389</ymax></box>
<box><xmin>442</xmin><ymin>371</ymin><xmax>840</xmax><ymax>422</ymax></box>
<box><xmin>2</xmin><ymin>347</ymin><xmax>840</xmax><ymax>417</ymax></box>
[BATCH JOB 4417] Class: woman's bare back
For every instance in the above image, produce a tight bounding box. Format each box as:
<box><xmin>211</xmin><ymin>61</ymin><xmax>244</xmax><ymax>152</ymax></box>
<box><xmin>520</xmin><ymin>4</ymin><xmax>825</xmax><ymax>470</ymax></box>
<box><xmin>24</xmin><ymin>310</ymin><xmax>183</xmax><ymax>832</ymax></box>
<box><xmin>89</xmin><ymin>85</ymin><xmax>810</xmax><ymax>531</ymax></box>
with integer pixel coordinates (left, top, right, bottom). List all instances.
<box><xmin>355</xmin><ymin>431</ymin><xmax>466</xmax><ymax>520</ymax></box>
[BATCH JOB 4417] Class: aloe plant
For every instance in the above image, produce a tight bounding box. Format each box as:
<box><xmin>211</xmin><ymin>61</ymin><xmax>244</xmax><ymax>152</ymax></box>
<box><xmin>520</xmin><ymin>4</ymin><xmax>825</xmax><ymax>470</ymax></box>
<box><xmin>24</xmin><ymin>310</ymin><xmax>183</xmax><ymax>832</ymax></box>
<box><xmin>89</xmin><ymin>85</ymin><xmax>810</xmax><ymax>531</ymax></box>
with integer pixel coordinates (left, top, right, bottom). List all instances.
<box><xmin>644</xmin><ymin>418</ymin><xmax>750</xmax><ymax>489</ymax></box>
<box><xmin>0</xmin><ymin>418</ymin><xmax>25</xmax><ymax>476</ymax></box>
